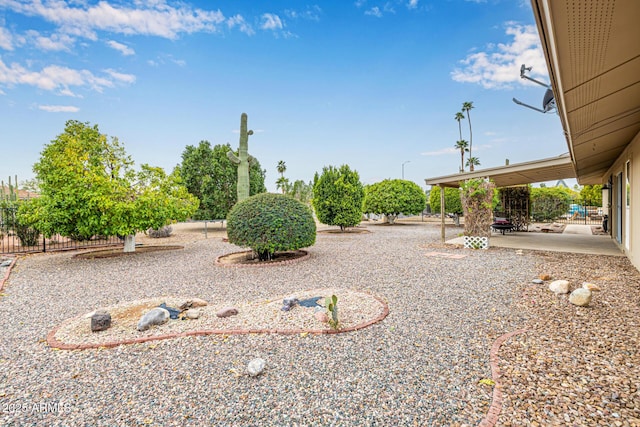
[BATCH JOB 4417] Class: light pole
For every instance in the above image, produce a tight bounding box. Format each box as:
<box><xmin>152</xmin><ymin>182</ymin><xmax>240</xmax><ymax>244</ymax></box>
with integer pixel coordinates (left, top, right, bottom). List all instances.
<box><xmin>402</xmin><ymin>160</ymin><xmax>410</xmax><ymax>179</ymax></box>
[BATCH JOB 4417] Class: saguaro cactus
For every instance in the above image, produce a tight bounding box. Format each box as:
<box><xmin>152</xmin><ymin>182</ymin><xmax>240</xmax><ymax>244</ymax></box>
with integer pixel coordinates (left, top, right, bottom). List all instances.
<box><xmin>227</xmin><ymin>113</ymin><xmax>255</xmax><ymax>203</ymax></box>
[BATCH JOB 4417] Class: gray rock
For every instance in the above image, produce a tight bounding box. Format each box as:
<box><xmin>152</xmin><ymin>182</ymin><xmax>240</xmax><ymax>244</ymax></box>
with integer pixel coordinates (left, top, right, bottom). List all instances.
<box><xmin>216</xmin><ymin>307</ymin><xmax>238</xmax><ymax>318</ymax></box>
<box><xmin>185</xmin><ymin>309</ymin><xmax>201</xmax><ymax>319</ymax></box>
<box><xmin>0</xmin><ymin>259</ymin><xmax>12</xmax><ymax>267</ymax></box>
<box><xmin>137</xmin><ymin>307</ymin><xmax>170</xmax><ymax>331</ymax></box>
<box><xmin>532</xmin><ymin>278</ymin><xmax>544</xmax><ymax>284</ymax></box>
<box><xmin>247</xmin><ymin>358</ymin><xmax>266</xmax><ymax>377</ymax></box>
<box><xmin>91</xmin><ymin>310</ymin><xmax>111</xmax><ymax>332</ymax></box>
<box><xmin>281</xmin><ymin>296</ymin><xmax>299</xmax><ymax>311</ymax></box>
<box><xmin>549</xmin><ymin>280</ymin><xmax>570</xmax><ymax>294</ymax></box>
<box><xmin>569</xmin><ymin>288</ymin><xmax>592</xmax><ymax>306</ymax></box>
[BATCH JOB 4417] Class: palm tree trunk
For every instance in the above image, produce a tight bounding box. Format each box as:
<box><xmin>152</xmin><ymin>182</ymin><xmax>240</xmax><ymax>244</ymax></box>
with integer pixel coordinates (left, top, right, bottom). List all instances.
<box><xmin>467</xmin><ymin>111</ymin><xmax>473</xmax><ymax>161</ymax></box>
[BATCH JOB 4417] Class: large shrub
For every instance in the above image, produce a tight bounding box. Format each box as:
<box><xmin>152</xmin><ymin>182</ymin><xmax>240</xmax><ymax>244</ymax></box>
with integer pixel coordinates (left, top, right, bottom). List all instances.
<box><xmin>530</xmin><ymin>186</ymin><xmax>576</xmax><ymax>222</ymax></box>
<box><xmin>429</xmin><ymin>186</ymin><xmax>463</xmax><ymax>215</ymax></box>
<box><xmin>312</xmin><ymin>165</ymin><xmax>364</xmax><ymax>231</ymax></box>
<box><xmin>363</xmin><ymin>179</ymin><xmax>426</xmax><ymax>224</ymax></box>
<box><xmin>227</xmin><ymin>193</ymin><xmax>316</xmax><ymax>261</ymax></box>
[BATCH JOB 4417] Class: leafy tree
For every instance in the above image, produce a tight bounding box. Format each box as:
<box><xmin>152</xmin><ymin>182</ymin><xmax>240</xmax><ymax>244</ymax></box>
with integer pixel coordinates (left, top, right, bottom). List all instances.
<box><xmin>179</xmin><ymin>141</ymin><xmax>266</xmax><ymax>220</ymax></box>
<box><xmin>363</xmin><ymin>179</ymin><xmax>426</xmax><ymax>224</ymax></box>
<box><xmin>454</xmin><ymin>140</ymin><xmax>469</xmax><ymax>173</ymax></box>
<box><xmin>288</xmin><ymin>180</ymin><xmax>313</xmax><ymax>204</ymax></box>
<box><xmin>578</xmin><ymin>184</ymin><xmax>603</xmax><ymax>206</ymax></box>
<box><xmin>21</xmin><ymin>120</ymin><xmax>198</xmax><ymax>252</ymax></box>
<box><xmin>429</xmin><ymin>186</ymin><xmax>463</xmax><ymax>215</ymax></box>
<box><xmin>530</xmin><ymin>186</ymin><xmax>577</xmax><ymax>221</ymax></box>
<box><xmin>312</xmin><ymin>165</ymin><xmax>365</xmax><ymax>231</ymax></box>
<box><xmin>462</xmin><ymin>101</ymin><xmax>474</xmax><ymax>167</ymax></box>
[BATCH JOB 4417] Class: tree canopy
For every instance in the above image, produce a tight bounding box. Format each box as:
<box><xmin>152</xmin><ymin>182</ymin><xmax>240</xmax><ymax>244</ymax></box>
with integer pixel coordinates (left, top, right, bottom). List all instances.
<box><xmin>363</xmin><ymin>179</ymin><xmax>426</xmax><ymax>224</ymax></box>
<box><xmin>312</xmin><ymin>165</ymin><xmax>364</xmax><ymax>230</ymax></box>
<box><xmin>578</xmin><ymin>184</ymin><xmax>603</xmax><ymax>206</ymax></box>
<box><xmin>21</xmin><ymin>120</ymin><xmax>198</xmax><ymax>249</ymax></box>
<box><xmin>179</xmin><ymin>141</ymin><xmax>266</xmax><ymax>220</ymax></box>
<box><xmin>429</xmin><ymin>186</ymin><xmax>463</xmax><ymax>215</ymax></box>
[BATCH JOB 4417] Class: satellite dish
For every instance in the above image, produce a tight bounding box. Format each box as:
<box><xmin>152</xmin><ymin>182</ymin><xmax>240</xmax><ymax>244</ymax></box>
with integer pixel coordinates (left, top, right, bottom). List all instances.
<box><xmin>512</xmin><ymin>64</ymin><xmax>557</xmax><ymax>114</ymax></box>
<box><xmin>542</xmin><ymin>88</ymin><xmax>555</xmax><ymax>112</ymax></box>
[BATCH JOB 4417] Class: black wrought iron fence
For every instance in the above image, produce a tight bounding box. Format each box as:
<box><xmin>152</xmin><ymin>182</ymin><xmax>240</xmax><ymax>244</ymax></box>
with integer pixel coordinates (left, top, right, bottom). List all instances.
<box><xmin>0</xmin><ymin>206</ymin><xmax>123</xmax><ymax>254</ymax></box>
<box><xmin>531</xmin><ymin>198</ymin><xmax>604</xmax><ymax>225</ymax></box>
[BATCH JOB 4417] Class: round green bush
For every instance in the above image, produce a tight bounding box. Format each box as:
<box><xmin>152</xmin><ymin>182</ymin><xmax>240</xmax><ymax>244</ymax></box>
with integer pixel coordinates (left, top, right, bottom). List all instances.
<box><xmin>227</xmin><ymin>193</ymin><xmax>316</xmax><ymax>261</ymax></box>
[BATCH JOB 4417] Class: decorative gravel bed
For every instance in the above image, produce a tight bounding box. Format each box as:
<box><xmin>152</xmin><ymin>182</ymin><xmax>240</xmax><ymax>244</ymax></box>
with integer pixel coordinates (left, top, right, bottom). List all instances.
<box><xmin>50</xmin><ymin>289</ymin><xmax>388</xmax><ymax>349</ymax></box>
<box><xmin>0</xmin><ymin>222</ymin><xmax>635</xmax><ymax>426</ymax></box>
<box><xmin>496</xmin><ymin>252</ymin><xmax>640</xmax><ymax>426</ymax></box>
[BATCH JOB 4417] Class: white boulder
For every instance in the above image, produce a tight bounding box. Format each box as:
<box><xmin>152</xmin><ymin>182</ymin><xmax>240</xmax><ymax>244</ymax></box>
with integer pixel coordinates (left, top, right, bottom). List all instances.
<box><xmin>549</xmin><ymin>280</ymin><xmax>570</xmax><ymax>294</ymax></box>
<box><xmin>569</xmin><ymin>288</ymin><xmax>592</xmax><ymax>307</ymax></box>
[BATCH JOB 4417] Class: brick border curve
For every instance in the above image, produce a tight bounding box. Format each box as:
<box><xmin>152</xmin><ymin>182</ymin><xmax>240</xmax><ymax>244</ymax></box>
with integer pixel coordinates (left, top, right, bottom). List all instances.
<box><xmin>46</xmin><ymin>293</ymin><xmax>389</xmax><ymax>350</ymax></box>
<box><xmin>478</xmin><ymin>328</ymin><xmax>528</xmax><ymax>427</ymax></box>
<box><xmin>215</xmin><ymin>250</ymin><xmax>310</xmax><ymax>268</ymax></box>
<box><xmin>0</xmin><ymin>256</ymin><xmax>17</xmax><ymax>293</ymax></box>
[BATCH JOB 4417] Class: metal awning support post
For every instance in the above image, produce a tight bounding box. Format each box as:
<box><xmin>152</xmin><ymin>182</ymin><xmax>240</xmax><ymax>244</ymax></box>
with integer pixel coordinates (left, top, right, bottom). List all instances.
<box><xmin>440</xmin><ymin>184</ymin><xmax>445</xmax><ymax>243</ymax></box>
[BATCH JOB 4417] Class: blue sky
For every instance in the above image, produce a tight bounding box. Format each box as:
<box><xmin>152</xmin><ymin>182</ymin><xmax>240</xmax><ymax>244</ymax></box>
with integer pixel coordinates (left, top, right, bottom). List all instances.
<box><xmin>0</xmin><ymin>0</ymin><xmax>568</xmax><ymax>192</ymax></box>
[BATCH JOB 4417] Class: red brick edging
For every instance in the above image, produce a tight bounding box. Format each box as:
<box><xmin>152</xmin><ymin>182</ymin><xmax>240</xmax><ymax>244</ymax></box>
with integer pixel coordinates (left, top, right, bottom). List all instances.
<box><xmin>478</xmin><ymin>328</ymin><xmax>528</xmax><ymax>427</ymax></box>
<box><xmin>215</xmin><ymin>250</ymin><xmax>310</xmax><ymax>268</ymax></box>
<box><xmin>46</xmin><ymin>294</ymin><xmax>390</xmax><ymax>350</ymax></box>
<box><xmin>0</xmin><ymin>256</ymin><xmax>17</xmax><ymax>293</ymax></box>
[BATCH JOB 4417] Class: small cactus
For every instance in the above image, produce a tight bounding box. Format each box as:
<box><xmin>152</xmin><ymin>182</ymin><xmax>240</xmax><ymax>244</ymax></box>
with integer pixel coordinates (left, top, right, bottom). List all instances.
<box><xmin>325</xmin><ymin>294</ymin><xmax>339</xmax><ymax>330</ymax></box>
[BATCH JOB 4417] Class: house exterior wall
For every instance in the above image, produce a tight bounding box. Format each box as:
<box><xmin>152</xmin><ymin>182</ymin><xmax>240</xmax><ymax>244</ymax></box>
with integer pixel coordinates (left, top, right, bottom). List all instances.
<box><xmin>606</xmin><ymin>130</ymin><xmax>640</xmax><ymax>270</ymax></box>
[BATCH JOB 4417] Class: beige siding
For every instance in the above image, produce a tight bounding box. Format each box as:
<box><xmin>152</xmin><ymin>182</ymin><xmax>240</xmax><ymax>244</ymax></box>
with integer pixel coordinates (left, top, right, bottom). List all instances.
<box><xmin>606</xmin><ymin>130</ymin><xmax>640</xmax><ymax>270</ymax></box>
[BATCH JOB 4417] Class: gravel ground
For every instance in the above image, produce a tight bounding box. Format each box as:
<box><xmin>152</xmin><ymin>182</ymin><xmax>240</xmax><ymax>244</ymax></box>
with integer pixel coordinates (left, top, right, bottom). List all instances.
<box><xmin>0</xmin><ymin>220</ymin><xmax>634</xmax><ymax>426</ymax></box>
<box><xmin>496</xmin><ymin>252</ymin><xmax>640</xmax><ymax>426</ymax></box>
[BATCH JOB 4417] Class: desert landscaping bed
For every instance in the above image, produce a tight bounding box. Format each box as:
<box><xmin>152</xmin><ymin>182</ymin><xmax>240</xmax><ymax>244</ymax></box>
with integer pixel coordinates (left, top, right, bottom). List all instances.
<box><xmin>49</xmin><ymin>288</ymin><xmax>388</xmax><ymax>349</ymax></box>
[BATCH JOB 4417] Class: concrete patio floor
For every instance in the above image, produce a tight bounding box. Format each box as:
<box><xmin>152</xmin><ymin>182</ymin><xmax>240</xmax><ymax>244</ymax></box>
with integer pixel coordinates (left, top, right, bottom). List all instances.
<box><xmin>446</xmin><ymin>224</ymin><xmax>623</xmax><ymax>256</ymax></box>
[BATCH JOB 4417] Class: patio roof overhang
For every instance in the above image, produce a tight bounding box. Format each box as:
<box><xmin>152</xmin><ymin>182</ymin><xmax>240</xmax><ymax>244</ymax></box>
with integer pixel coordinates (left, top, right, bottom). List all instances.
<box><xmin>424</xmin><ymin>153</ymin><xmax>575</xmax><ymax>188</ymax></box>
<box><xmin>531</xmin><ymin>0</ymin><xmax>640</xmax><ymax>184</ymax></box>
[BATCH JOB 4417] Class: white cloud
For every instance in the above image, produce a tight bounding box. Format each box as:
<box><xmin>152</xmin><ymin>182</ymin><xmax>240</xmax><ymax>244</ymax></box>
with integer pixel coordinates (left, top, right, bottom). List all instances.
<box><xmin>2</xmin><ymin>0</ymin><xmax>227</xmax><ymax>40</ymax></box>
<box><xmin>365</xmin><ymin>7</ymin><xmax>382</xmax><ymax>17</ymax></box>
<box><xmin>261</xmin><ymin>13</ymin><xmax>283</xmax><ymax>31</ymax></box>
<box><xmin>355</xmin><ymin>0</ymin><xmax>367</xmax><ymax>7</ymax></box>
<box><xmin>227</xmin><ymin>15</ymin><xmax>254</xmax><ymax>35</ymax></box>
<box><xmin>30</xmin><ymin>32</ymin><xmax>75</xmax><ymax>51</ymax></box>
<box><xmin>0</xmin><ymin>59</ymin><xmax>133</xmax><ymax>94</ymax></box>
<box><xmin>0</xmin><ymin>25</ymin><xmax>13</xmax><ymax>50</ymax></box>
<box><xmin>38</xmin><ymin>104</ymin><xmax>79</xmax><ymax>112</ymax></box>
<box><xmin>421</xmin><ymin>147</ymin><xmax>457</xmax><ymax>156</ymax></box>
<box><xmin>451</xmin><ymin>24</ymin><xmax>548</xmax><ymax>89</ymax></box>
<box><xmin>103</xmin><ymin>69</ymin><xmax>136</xmax><ymax>84</ymax></box>
<box><xmin>285</xmin><ymin>6</ymin><xmax>322</xmax><ymax>21</ymax></box>
<box><xmin>407</xmin><ymin>0</ymin><xmax>419</xmax><ymax>9</ymax></box>
<box><xmin>107</xmin><ymin>40</ymin><xmax>135</xmax><ymax>56</ymax></box>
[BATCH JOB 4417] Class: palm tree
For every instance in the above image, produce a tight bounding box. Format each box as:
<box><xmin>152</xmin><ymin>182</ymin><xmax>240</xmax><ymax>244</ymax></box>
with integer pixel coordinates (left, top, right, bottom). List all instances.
<box><xmin>276</xmin><ymin>160</ymin><xmax>287</xmax><ymax>194</ymax></box>
<box><xmin>454</xmin><ymin>140</ymin><xmax>469</xmax><ymax>172</ymax></box>
<box><xmin>466</xmin><ymin>156</ymin><xmax>480</xmax><ymax>172</ymax></box>
<box><xmin>455</xmin><ymin>111</ymin><xmax>465</xmax><ymax>143</ymax></box>
<box><xmin>462</xmin><ymin>101</ymin><xmax>474</xmax><ymax>161</ymax></box>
